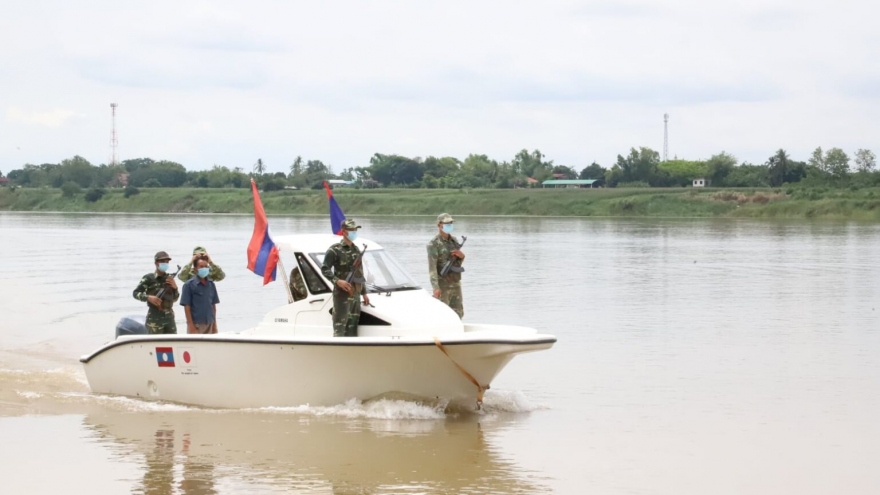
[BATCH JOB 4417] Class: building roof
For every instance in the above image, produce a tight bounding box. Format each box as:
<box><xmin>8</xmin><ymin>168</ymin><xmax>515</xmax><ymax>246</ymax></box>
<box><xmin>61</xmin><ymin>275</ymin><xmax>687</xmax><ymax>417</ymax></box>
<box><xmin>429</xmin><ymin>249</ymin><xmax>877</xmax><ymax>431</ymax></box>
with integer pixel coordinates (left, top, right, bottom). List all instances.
<box><xmin>541</xmin><ymin>179</ymin><xmax>601</xmax><ymax>185</ymax></box>
<box><xmin>526</xmin><ymin>177</ymin><xmax>540</xmax><ymax>183</ymax></box>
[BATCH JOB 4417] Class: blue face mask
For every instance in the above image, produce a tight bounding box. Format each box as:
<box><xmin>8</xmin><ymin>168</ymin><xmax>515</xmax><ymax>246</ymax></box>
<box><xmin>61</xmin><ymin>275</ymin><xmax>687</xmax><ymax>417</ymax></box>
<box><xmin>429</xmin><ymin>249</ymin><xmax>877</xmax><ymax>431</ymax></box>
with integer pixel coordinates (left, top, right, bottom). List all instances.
<box><xmin>158</xmin><ymin>262</ymin><xmax>170</xmax><ymax>273</ymax></box>
<box><xmin>197</xmin><ymin>267</ymin><xmax>210</xmax><ymax>278</ymax></box>
<box><xmin>442</xmin><ymin>223</ymin><xmax>454</xmax><ymax>234</ymax></box>
<box><xmin>347</xmin><ymin>231</ymin><xmax>359</xmax><ymax>242</ymax></box>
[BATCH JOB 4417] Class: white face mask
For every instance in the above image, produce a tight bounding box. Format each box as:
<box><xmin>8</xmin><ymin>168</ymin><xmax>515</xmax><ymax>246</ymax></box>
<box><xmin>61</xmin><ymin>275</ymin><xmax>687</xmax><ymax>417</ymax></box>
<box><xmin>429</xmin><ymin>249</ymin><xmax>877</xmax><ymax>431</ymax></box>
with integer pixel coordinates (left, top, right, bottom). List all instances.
<box><xmin>347</xmin><ymin>230</ymin><xmax>359</xmax><ymax>242</ymax></box>
<box><xmin>442</xmin><ymin>223</ymin><xmax>454</xmax><ymax>234</ymax></box>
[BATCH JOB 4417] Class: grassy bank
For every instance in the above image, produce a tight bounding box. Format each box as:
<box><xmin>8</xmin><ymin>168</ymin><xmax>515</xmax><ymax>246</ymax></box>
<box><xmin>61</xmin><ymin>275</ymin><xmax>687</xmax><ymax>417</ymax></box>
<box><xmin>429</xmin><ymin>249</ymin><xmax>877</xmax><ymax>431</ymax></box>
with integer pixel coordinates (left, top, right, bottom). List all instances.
<box><xmin>4</xmin><ymin>186</ymin><xmax>880</xmax><ymax>219</ymax></box>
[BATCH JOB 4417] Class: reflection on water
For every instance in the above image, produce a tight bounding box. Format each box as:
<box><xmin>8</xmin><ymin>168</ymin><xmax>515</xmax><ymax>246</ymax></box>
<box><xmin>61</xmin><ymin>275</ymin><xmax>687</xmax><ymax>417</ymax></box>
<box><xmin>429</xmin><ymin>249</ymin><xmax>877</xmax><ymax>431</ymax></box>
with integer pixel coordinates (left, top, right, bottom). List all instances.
<box><xmin>82</xmin><ymin>409</ymin><xmax>546</xmax><ymax>494</ymax></box>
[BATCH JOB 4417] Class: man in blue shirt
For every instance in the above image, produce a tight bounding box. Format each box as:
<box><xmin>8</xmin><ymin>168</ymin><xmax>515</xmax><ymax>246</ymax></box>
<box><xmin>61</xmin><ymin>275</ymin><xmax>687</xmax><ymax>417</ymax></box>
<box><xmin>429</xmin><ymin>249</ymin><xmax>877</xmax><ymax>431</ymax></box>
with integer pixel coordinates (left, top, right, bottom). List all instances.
<box><xmin>180</xmin><ymin>258</ymin><xmax>220</xmax><ymax>334</ymax></box>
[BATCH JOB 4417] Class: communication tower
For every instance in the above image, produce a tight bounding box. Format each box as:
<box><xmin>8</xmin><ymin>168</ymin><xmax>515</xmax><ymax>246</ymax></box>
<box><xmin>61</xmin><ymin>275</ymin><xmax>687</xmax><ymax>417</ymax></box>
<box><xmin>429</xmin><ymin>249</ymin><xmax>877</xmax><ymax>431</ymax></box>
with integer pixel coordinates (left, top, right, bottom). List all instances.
<box><xmin>663</xmin><ymin>113</ymin><xmax>669</xmax><ymax>162</ymax></box>
<box><xmin>110</xmin><ymin>103</ymin><xmax>119</xmax><ymax>166</ymax></box>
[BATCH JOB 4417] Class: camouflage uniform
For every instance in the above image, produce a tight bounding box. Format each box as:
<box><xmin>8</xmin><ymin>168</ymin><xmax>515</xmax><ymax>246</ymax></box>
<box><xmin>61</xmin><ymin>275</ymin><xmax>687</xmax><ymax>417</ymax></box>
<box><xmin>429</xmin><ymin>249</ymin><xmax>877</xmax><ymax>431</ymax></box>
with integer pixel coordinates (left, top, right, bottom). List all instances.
<box><xmin>428</xmin><ymin>234</ymin><xmax>464</xmax><ymax>318</ymax></box>
<box><xmin>178</xmin><ymin>263</ymin><xmax>225</xmax><ymax>283</ymax></box>
<box><xmin>321</xmin><ymin>241</ymin><xmax>366</xmax><ymax>337</ymax></box>
<box><xmin>178</xmin><ymin>247</ymin><xmax>226</xmax><ymax>282</ymax></box>
<box><xmin>133</xmin><ymin>272</ymin><xmax>180</xmax><ymax>334</ymax></box>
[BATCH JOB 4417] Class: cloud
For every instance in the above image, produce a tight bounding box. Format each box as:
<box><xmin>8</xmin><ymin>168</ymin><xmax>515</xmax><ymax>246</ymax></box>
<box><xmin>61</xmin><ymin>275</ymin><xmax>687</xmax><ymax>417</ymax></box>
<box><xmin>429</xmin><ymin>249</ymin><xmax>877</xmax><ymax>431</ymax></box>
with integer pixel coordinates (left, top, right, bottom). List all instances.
<box><xmin>5</xmin><ymin>107</ymin><xmax>77</xmax><ymax>127</ymax></box>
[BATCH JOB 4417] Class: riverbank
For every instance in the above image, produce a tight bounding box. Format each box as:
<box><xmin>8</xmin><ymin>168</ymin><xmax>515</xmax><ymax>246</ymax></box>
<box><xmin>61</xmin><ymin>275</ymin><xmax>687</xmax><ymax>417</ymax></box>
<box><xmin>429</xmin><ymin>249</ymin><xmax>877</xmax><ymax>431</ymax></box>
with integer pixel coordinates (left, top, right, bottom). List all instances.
<box><xmin>3</xmin><ymin>186</ymin><xmax>880</xmax><ymax>219</ymax></box>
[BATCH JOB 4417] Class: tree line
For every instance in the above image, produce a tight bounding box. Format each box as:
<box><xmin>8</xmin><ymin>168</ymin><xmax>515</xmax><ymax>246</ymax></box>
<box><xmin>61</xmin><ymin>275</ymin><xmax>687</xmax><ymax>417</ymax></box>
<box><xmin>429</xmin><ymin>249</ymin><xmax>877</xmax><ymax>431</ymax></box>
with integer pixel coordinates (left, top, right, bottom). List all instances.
<box><xmin>1</xmin><ymin>147</ymin><xmax>877</xmax><ymax>194</ymax></box>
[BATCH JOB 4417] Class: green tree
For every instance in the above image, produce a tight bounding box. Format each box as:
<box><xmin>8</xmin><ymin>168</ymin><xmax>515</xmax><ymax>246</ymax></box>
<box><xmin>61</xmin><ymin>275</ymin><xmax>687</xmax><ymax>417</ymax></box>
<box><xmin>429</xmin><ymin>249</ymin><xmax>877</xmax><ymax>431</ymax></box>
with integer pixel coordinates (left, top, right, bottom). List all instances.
<box><xmin>253</xmin><ymin>158</ymin><xmax>266</xmax><ymax>175</ymax></box>
<box><xmin>61</xmin><ymin>181</ymin><xmax>81</xmax><ymax>198</ymax></box>
<box><xmin>808</xmin><ymin>147</ymin><xmax>825</xmax><ymax>172</ymax></box>
<box><xmin>511</xmin><ymin>149</ymin><xmax>552</xmax><ymax>178</ymax></box>
<box><xmin>58</xmin><ymin>156</ymin><xmax>95</xmax><ymax>188</ymax></box>
<box><xmin>854</xmin><ymin>149</ymin><xmax>876</xmax><ymax>173</ymax></box>
<box><xmin>705</xmin><ymin>152</ymin><xmax>737</xmax><ymax>186</ymax></box>
<box><xmin>606</xmin><ymin>147</ymin><xmax>661</xmax><ymax>187</ymax></box>
<box><xmin>766</xmin><ymin>149</ymin><xmax>791</xmax><ymax>187</ymax></box>
<box><xmin>289</xmin><ymin>156</ymin><xmax>303</xmax><ymax>177</ymax></box>
<box><xmin>725</xmin><ymin>163</ymin><xmax>770</xmax><ymax>187</ymax></box>
<box><xmin>658</xmin><ymin>159</ymin><xmax>707</xmax><ymax>187</ymax></box>
<box><xmin>579</xmin><ymin>162</ymin><xmax>606</xmax><ymax>180</ymax></box>
<box><xmin>423</xmin><ymin>156</ymin><xmax>460</xmax><ymax>180</ymax></box>
<box><xmin>129</xmin><ymin>160</ymin><xmax>187</xmax><ymax>187</ymax></box>
<box><xmin>824</xmin><ymin>148</ymin><xmax>849</xmax><ymax>179</ymax></box>
<box><xmin>551</xmin><ymin>165</ymin><xmax>578</xmax><ymax>180</ymax></box>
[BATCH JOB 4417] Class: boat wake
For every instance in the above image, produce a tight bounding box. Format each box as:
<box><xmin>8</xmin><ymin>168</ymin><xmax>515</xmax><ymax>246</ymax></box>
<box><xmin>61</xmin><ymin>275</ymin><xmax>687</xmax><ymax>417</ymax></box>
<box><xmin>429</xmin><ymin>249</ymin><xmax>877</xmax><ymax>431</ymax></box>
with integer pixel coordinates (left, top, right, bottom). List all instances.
<box><xmin>1</xmin><ymin>365</ymin><xmax>548</xmax><ymax>418</ymax></box>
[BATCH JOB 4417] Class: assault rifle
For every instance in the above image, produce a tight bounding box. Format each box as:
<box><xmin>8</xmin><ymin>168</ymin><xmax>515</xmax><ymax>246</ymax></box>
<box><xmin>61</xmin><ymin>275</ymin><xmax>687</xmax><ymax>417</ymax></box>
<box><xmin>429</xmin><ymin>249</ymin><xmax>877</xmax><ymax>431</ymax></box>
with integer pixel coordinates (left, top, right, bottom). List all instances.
<box><xmin>345</xmin><ymin>244</ymin><xmax>368</xmax><ymax>284</ymax></box>
<box><xmin>440</xmin><ymin>236</ymin><xmax>467</xmax><ymax>277</ymax></box>
<box><xmin>155</xmin><ymin>265</ymin><xmax>181</xmax><ymax>301</ymax></box>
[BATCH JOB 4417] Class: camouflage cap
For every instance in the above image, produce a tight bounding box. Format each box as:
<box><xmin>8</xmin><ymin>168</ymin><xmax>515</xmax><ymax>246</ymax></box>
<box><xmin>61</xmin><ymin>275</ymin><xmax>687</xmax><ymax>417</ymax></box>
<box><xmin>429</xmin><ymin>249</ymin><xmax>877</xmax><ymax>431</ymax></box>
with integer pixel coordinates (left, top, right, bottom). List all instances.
<box><xmin>341</xmin><ymin>218</ymin><xmax>361</xmax><ymax>230</ymax></box>
<box><xmin>192</xmin><ymin>246</ymin><xmax>207</xmax><ymax>255</ymax></box>
<box><xmin>154</xmin><ymin>251</ymin><xmax>172</xmax><ymax>261</ymax></box>
<box><xmin>437</xmin><ymin>213</ymin><xmax>454</xmax><ymax>224</ymax></box>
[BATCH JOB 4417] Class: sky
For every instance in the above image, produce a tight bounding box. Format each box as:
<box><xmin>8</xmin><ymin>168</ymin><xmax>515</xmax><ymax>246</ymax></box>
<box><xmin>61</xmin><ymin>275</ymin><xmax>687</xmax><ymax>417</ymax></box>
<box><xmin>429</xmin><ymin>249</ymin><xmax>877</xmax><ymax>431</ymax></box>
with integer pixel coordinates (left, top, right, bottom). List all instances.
<box><xmin>1</xmin><ymin>0</ymin><xmax>877</xmax><ymax>174</ymax></box>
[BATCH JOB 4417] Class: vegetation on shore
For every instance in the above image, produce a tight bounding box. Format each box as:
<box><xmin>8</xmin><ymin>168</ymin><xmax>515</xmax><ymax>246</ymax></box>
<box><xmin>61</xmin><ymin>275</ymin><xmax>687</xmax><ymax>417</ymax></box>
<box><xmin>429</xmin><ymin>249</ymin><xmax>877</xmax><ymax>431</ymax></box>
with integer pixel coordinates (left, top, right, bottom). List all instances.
<box><xmin>5</xmin><ymin>186</ymin><xmax>880</xmax><ymax>220</ymax></box>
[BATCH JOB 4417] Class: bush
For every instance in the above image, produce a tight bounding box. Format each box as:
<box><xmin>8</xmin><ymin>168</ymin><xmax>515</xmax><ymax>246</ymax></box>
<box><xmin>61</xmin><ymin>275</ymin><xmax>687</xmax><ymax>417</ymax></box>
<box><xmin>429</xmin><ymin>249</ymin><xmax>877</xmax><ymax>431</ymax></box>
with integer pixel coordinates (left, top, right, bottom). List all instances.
<box><xmin>263</xmin><ymin>179</ymin><xmax>286</xmax><ymax>192</ymax></box>
<box><xmin>61</xmin><ymin>181</ymin><xmax>81</xmax><ymax>198</ymax></box>
<box><xmin>123</xmin><ymin>186</ymin><xmax>140</xmax><ymax>198</ymax></box>
<box><xmin>84</xmin><ymin>187</ymin><xmax>105</xmax><ymax>202</ymax></box>
<box><xmin>143</xmin><ymin>178</ymin><xmax>162</xmax><ymax>188</ymax></box>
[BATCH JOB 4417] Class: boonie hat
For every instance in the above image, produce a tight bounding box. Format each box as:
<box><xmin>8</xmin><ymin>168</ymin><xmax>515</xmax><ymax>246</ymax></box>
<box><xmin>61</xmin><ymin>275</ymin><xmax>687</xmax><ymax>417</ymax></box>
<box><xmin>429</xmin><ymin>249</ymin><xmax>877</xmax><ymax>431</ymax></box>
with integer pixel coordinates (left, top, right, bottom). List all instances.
<box><xmin>192</xmin><ymin>246</ymin><xmax>207</xmax><ymax>255</ymax></box>
<box><xmin>341</xmin><ymin>219</ymin><xmax>361</xmax><ymax>230</ymax></box>
<box><xmin>154</xmin><ymin>251</ymin><xmax>172</xmax><ymax>261</ymax></box>
<box><xmin>437</xmin><ymin>213</ymin><xmax>454</xmax><ymax>224</ymax></box>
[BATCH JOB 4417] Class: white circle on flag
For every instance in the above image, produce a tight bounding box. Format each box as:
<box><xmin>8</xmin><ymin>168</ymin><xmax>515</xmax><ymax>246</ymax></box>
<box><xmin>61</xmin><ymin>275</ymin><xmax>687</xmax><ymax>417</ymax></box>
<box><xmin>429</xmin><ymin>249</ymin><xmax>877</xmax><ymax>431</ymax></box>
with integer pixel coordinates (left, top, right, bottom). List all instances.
<box><xmin>162</xmin><ymin>353</ymin><xmax>168</xmax><ymax>362</ymax></box>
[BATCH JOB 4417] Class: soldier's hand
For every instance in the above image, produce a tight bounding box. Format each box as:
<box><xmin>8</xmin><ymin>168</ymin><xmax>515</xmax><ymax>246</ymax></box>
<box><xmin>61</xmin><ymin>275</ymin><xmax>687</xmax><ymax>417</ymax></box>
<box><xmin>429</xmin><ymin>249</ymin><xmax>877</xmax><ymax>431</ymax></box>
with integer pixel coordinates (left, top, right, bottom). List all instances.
<box><xmin>165</xmin><ymin>277</ymin><xmax>177</xmax><ymax>290</ymax></box>
<box><xmin>147</xmin><ymin>295</ymin><xmax>163</xmax><ymax>308</ymax></box>
<box><xmin>363</xmin><ymin>294</ymin><xmax>371</xmax><ymax>306</ymax></box>
<box><xmin>187</xmin><ymin>322</ymin><xmax>197</xmax><ymax>334</ymax></box>
<box><xmin>336</xmin><ymin>279</ymin><xmax>353</xmax><ymax>295</ymax></box>
<box><xmin>451</xmin><ymin>250</ymin><xmax>465</xmax><ymax>259</ymax></box>
<box><xmin>433</xmin><ymin>289</ymin><xmax>442</xmax><ymax>299</ymax></box>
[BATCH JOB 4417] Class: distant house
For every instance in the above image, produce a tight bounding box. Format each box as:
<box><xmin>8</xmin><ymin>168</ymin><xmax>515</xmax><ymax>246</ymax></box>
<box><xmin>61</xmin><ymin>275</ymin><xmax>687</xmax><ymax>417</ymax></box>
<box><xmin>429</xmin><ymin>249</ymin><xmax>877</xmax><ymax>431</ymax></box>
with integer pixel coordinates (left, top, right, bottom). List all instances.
<box><xmin>542</xmin><ymin>179</ymin><xmax>603</xmax><ymax>189</ymax></box>
<box><xmin>327</xmin><ymin>179</ymin><xmax>355</xmax><ymax>187</ymax></box>
<box><xmin>109</xmin><ymin>172</ymin><xmax>129</xmax><ymax>188</ymax></box>
<box><xmin>693</xmin><ymin>178</ymin><xmax>709</xmax><ymax>188</ymax></box>
<box><xmin>552</xmin><ymin>173</ymin><xmax>567</xmax><ymax>179</ymax></box>
<box><xmin>526</xmin><ymin>177</ymin><xmax>540</xmax><ymax>187</ymax></box>
<box><xmin>0</xmin><ymin>177</ymin><xmax>9</xmax><ymax>186</ymax></box>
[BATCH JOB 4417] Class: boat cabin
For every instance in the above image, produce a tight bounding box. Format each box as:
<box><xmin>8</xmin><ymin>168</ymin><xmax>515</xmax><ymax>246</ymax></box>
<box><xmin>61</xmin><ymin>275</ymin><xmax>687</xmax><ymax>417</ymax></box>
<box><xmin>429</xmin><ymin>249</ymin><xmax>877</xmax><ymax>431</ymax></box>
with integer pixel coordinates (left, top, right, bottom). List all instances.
<box><xmin>246</xmin><ymin>234</ymin><xmax>463</xmax><ymax>338</ymax></box>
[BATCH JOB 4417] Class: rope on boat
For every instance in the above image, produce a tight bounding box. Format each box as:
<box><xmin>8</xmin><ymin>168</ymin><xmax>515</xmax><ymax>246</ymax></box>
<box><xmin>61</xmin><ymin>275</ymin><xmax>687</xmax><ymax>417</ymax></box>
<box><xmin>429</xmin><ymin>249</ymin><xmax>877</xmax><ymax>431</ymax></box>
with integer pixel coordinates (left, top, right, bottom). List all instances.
<box><xmin>433</xmin><ymin>338</ymin><xmax>490</xmax><ymax>409</ymax></box>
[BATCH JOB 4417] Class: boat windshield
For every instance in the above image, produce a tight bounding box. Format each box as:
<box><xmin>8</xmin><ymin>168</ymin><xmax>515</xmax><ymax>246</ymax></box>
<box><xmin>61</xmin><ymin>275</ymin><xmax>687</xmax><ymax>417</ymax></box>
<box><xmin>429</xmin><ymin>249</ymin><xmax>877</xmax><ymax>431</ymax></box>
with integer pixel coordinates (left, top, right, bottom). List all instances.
<box><xmin>309</xmin><ymin>249</ymin><xmax>422</xmax><ymax>293</ymax></box>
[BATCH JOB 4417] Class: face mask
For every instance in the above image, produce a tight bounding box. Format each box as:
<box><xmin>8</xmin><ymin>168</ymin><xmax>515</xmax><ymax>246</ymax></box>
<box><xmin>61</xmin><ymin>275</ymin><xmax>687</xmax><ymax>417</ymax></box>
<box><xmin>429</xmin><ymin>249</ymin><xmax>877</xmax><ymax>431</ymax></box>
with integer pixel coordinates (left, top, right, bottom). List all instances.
<box><xmin>197</xmin><ymin>267</ymin><xmax>210</xmax><ymax>278</ymax></box>
<box><xmin>158</xmin><ymin>263</ymin><xmax>170</xmax><ymax>273</ymax></box>
<box><xmin>442</xmin><ymin>223</ymin><xmax>454</xmax><ymax>234</ymax></box>
<box><xmin>347</xmin><ymin>231</ymin><xmax>359</xmax><ymax>242</ymax></box>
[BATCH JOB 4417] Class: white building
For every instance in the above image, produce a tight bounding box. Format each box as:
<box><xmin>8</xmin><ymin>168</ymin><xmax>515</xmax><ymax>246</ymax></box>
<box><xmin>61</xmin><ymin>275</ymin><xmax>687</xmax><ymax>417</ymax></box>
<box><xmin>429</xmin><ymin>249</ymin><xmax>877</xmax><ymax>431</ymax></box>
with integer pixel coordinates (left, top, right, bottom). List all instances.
<box><xmin>693</xmin><ymin>178</ymin><xmax>709</xmax><ymax>188</ymax></box>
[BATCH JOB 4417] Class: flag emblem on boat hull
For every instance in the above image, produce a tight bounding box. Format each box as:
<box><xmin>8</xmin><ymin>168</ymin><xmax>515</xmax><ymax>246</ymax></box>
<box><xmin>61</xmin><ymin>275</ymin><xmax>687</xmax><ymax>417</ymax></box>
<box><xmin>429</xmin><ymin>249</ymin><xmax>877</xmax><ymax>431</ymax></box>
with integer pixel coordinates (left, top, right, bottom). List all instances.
<box><xmin>156</xmin><ymin>347</ymin><xmax>175</xmax><ymax>367</ymax></box>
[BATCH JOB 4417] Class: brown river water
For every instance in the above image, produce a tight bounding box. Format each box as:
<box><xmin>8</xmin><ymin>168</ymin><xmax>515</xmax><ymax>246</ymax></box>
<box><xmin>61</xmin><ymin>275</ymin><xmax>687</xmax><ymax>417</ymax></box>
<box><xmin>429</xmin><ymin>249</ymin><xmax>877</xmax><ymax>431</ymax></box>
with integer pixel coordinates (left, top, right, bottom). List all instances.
<box><xmin>1</xmin><ymin>212</ymin><xmax>878</xmax><ymax>494</ymax></box>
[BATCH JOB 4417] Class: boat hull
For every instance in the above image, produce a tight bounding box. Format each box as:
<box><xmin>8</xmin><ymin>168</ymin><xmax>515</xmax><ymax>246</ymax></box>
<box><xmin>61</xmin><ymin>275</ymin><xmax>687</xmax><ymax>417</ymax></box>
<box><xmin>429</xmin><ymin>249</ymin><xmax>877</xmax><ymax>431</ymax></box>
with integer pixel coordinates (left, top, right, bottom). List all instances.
<box><xmin>80</xmin><ymin>334</ymin><xmax>555</xmax><ymax>408</ymax></box>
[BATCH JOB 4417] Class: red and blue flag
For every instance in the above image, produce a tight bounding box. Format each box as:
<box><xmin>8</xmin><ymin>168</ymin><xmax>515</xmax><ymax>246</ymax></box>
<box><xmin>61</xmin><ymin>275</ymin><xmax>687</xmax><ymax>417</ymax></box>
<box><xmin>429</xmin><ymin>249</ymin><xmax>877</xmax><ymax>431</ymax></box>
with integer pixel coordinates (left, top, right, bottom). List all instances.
<box><xmin>323</xmin><ymin>181</ymin><xmax>346</xmax><ymax>235</ymax></box>
<box><xmin>156</xmin><ymin>347</ymin><xmax>175</xmax><ymax>367</ymax></box>
<box><xmin>247</xmin><ymin>178</ymin><xmax>280</xmax><ymax>285</ymax></box>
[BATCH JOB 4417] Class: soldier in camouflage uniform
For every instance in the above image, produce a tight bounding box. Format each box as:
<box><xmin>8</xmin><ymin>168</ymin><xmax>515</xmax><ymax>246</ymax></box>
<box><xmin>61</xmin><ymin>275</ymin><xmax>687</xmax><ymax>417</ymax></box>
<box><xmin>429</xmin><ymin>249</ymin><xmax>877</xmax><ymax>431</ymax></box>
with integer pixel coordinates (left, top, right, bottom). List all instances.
<box><xmin>321</xmin><ymin>219</ymin><xmax>371</xmax><ymax>337</ymax></box>
<box><xmin>178</xmin><ymin>246</ymin><xmax>226</xmax><ymax>282</ymax></box>
<box><xmin>427</xmin><ymin>213</ymin><xmax>465</xmax><ymax>318</ymax></box>
<box><xmin>133</xmin><ymin>251</ymin><xmax>180</xmax><ymax>334</ymax></box>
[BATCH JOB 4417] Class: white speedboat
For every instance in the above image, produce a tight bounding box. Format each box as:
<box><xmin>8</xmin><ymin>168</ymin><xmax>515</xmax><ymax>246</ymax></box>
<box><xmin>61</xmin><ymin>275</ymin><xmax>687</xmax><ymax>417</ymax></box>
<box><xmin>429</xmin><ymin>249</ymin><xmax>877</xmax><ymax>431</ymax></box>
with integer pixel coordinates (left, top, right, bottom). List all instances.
<box><xmin>80</xmin><ymin>234</ymin><xmax>556</xmax><ymax>408</ymax></box>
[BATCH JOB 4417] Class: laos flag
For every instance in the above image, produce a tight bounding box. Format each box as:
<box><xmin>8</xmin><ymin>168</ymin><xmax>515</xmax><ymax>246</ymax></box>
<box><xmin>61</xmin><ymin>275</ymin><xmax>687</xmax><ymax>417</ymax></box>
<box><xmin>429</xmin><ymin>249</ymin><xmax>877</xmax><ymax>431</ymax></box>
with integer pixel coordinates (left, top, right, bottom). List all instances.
<box><xmin>247</xmin><ymin>178</ymin><xmax>279</xmax><ymax>285</ymax></box>
<box><xmin>323</xmin><ymin>181</ymin><xmax>346</xmax><ymax>235</ymax></box>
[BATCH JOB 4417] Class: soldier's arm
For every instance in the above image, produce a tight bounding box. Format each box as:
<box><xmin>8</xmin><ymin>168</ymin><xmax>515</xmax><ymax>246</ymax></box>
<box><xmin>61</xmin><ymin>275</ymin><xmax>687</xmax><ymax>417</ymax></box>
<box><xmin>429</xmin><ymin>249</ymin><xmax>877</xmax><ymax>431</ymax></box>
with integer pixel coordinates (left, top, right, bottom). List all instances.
<box><xmin>427</xmin><ymin>243</ymin><xmax>440</xmax><ymax>290</ymax></box>
<box><xmin>178</xmin><ymin>263</ymin><xmax>194</xmax><ymax>282</ymax></box>
<box><xmin>133</xmin><ymin>275</ymin><xmax>150</xmax><ymax>302</ymax></box>
<box><xmin>321</xmin><ymin>248</ymin><xmax>338</xmax><ymax>283</ymax></box>
<box><xmin>209</xmin><ymin>264</ymin><xmax>226</xmax><ymax>281</ymax></box>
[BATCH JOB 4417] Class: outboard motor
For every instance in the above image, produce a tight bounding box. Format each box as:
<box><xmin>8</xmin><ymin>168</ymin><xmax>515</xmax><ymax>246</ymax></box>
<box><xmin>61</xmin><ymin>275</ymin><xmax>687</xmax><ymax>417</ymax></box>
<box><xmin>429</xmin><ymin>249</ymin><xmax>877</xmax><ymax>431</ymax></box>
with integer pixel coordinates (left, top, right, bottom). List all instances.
<box><xmin>116</xmin><ymin>315</ymin><xmax>148</xmax><ymax>337</ymax></box>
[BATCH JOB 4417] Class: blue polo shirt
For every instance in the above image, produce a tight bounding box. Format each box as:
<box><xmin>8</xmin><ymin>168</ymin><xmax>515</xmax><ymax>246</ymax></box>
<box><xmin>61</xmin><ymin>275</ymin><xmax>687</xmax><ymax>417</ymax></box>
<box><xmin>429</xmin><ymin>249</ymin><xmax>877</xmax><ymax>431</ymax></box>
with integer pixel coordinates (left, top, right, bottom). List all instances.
<box><xmin>180</xmin><ymin>277</ymin><xmax>219</xmax><ymax>324</ymax></box>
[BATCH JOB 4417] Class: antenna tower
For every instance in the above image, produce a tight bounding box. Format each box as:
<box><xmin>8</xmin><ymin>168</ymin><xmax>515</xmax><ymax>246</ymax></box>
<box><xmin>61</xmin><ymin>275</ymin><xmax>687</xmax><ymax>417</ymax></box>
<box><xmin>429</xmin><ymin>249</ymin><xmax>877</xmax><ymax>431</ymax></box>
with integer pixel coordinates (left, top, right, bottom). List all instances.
<box><xmin>110</xmin><ymin>103</ymin><xmax>119</xmax><ymax>166</ymax></box>
<box><xmin>663</xmin><ymin>113</ymin><xmax>669</xmax><ymax>162</ymax></box>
